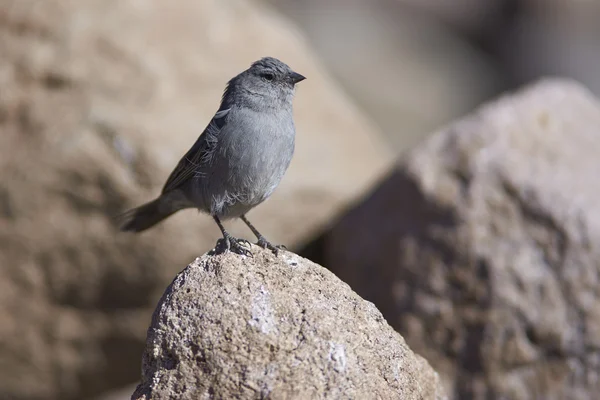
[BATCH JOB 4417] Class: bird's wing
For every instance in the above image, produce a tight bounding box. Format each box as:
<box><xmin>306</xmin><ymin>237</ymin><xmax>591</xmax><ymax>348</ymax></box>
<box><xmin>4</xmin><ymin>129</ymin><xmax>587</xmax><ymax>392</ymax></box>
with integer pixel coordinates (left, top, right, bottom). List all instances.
<box><xmin>161</xmin><ymin>108</ymin><xmax>230</xmax><ymax>194</ymax></box>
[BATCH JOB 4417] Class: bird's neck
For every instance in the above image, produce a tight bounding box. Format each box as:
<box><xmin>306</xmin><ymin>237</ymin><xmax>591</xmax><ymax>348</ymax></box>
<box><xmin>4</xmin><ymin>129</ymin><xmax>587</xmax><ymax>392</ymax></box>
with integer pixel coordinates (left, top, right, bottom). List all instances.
<box><xmin>222</xmin><ymin>87</ymin><xmax>293</xmax><ymax>113</ymax></box>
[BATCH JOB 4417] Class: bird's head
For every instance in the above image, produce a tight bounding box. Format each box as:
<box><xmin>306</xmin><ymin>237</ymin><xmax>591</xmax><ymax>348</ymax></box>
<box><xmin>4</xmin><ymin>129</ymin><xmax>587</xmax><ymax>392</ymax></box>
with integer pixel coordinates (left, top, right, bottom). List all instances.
<box><xmin>223</xmin><ymin>57</ymin><xmax>305</xmax><ymax>111</ymax></box>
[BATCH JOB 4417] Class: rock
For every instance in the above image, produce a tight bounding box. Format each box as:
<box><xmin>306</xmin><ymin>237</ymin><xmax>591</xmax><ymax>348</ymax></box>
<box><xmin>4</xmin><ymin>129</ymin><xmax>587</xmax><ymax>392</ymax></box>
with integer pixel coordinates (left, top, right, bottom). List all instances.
<box><xmin>319</xmin><ymin>79</ymin><xmax>600</xmax><ymax>399</ymax></box>
<box><xmin>0</xmin><ymin>1</ymin><xmax>391</xmax><ymax>399</ymax></box>
<box><xmin>132</xmin><ymin>247</ymin><xmax>446</xmax><ymax>400</ymax></box>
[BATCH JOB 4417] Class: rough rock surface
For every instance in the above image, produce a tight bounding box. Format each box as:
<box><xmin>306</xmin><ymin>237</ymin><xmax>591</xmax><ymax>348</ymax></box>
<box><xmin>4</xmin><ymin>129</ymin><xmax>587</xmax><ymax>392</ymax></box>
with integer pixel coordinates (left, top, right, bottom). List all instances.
<box><xmin>320</xmin><ymin>79</ymin><xmax>600</xmax><ymax>399</ymax></box>
<box><xmin>132</xmin><ymin>247</ymin><xmax>446</xmax><ymax>400</ymax></box>
<box><xmin>0</xmin><ymin>1</ymin><xmax>391</xmax><ymax>399</ymax></box>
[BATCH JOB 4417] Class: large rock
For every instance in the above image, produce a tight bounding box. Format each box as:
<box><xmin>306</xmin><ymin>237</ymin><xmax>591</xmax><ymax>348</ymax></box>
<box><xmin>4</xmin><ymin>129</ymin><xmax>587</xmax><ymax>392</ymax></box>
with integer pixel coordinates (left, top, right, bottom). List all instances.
<box><xmin>132</xmin><ymin>247</ymin><xmax>446</xmax><ymax>400</ymax></box>
<box><xmin>0</xmin><ymin>1</ymin><xmax>391</xmax><ymax>399</ymax></box>
<box><xmin>319</xmin><ymin>79</ymin><xmax>600</xmax><ymax>399</ymax></box>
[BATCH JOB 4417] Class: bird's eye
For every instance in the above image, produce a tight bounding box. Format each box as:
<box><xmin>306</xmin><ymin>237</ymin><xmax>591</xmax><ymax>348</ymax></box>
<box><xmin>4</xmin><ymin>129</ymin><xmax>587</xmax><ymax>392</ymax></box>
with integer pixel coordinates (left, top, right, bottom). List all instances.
<box><xmin>262</xmin><ymin>73</ymin><xmax>274</xmax><ymax>81</ymax></box>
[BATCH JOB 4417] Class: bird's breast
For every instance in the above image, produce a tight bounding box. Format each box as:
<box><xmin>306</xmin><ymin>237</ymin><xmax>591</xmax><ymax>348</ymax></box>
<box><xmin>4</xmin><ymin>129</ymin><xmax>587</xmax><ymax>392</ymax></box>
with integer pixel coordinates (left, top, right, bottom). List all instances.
<box><xmin>211</xmin><ymin>108</ymin><xmax>295</xmax><ymax>203</ymax></box>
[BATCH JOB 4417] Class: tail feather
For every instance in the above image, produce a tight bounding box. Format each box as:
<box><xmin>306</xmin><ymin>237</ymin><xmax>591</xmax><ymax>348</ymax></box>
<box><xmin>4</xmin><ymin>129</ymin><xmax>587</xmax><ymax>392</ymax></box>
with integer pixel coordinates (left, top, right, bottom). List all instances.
<box><xmin>118</xmin><ymin>197</ymin><xmax>179</xmax><ymax>232</ymax></box>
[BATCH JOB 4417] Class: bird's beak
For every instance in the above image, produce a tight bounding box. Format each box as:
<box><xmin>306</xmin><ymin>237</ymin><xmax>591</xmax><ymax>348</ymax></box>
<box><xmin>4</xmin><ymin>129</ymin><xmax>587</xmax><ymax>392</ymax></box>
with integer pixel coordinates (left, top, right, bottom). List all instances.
<box><xmin>289</xmin><ymin>71</ymin><xmax>306</xmax><ymax>84</ymax></box>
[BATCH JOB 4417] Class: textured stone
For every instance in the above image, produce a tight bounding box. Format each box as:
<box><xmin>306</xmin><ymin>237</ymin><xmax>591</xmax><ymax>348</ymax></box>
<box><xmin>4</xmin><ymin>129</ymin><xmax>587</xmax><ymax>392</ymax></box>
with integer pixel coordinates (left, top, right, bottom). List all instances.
<box><xmin>133</xmin><ymin>247</ymin><xmax>446</xmax><ymax>400</ymax></box>
<box><xmin>0</xmin><ymin>1</ymin><xmax>390</xmax><ymax>399</ymax></box>
<box><xmin>320</xmin><ymin>79</ymin><xmax>600</xmax><ymax>399</ymax></box>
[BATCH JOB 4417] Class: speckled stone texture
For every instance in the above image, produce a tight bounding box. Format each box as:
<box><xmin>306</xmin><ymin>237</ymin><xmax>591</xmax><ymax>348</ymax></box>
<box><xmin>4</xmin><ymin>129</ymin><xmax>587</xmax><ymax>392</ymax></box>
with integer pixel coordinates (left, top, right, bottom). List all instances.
<box><xmin>132</xmin><ymin>247</ymin><xmax>446</xmax><ymax>400</ymax></box>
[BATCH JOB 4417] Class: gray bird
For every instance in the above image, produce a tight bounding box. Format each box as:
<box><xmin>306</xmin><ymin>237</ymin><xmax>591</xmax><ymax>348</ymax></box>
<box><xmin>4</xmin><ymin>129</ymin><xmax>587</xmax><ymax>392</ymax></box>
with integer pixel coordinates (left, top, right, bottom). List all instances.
<box><xmin>119</xmin><ymin>57</ymin><xmax>305</xmax><ymax>255</ymax></box>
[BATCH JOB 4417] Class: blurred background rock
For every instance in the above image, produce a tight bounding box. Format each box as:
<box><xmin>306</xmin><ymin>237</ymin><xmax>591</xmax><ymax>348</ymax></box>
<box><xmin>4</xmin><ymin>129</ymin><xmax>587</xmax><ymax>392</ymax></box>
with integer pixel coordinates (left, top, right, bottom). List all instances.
<box><xmin>318</xmin><ymin>79</ymin><xmax>600</xmax><ymax>399</ymax></box>
<box><xmin>267</xmin><ymin>0</ymin><xmax>600</xmax><ymax>151</ymax></box>
<box><xmin>0</xmin><ymin>0</ymin><xmax>599</xmax><ymax>399</ymax></box>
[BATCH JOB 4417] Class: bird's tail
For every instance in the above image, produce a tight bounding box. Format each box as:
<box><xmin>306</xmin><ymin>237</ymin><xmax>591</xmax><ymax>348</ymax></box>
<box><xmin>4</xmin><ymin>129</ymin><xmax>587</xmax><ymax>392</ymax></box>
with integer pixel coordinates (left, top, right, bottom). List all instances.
<box><xmin>118</xmin><ymin>196</ymin><xmax>180</xmax><ymax>233</ymax></box>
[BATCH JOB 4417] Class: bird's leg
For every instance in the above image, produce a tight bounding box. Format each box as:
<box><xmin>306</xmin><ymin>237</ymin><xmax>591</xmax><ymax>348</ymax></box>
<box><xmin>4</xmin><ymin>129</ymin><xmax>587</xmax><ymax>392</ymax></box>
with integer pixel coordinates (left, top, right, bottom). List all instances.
<box><xmin>240</xmin><ymin>214</ymin><xmax>285</xmax><ymax>255</ymax></box>
<box><xmin>213</xmin><ymin>216</ymin><xmax>251</xmax><ymax>256</ymax></box>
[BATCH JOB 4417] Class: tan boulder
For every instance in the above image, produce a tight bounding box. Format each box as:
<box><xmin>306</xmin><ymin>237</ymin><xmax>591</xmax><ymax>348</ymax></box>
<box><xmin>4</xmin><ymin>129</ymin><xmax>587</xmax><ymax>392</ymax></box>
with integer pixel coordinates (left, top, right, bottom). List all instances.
<box><xmin>0</xmin><ymin>1</ymin><xmax>391</xmax><ymax>399</ymax></box>
<box><xmin>133</xmin><ymin>247</ymin><xmax>447</xmax><ymax>400</ymax></box>
<box><xmin>321</xmin><ymin>79</ymin><xmax>600</xmax><ymax>399</ymax></box>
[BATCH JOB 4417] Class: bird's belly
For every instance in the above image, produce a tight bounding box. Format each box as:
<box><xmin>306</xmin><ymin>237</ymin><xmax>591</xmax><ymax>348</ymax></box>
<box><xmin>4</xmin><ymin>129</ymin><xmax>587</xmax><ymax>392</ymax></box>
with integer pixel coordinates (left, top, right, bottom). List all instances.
<box><xmin>202</xmin><ymin>120</ymin><xmax>295</xmax><ymax>218</ymax></box>
<box><xmin>230</xmin><ymin>137</ymin><xmax>293</xmax><ymax>201</ymax></box>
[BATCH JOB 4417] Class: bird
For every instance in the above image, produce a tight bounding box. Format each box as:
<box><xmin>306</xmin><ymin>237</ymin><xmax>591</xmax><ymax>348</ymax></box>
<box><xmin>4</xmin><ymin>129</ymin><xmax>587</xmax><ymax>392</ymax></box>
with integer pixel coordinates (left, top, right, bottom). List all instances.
<box><xmin>119</xmin><ymin>57</ymin><xmax>305</xmax><ymax>256</ymax></box>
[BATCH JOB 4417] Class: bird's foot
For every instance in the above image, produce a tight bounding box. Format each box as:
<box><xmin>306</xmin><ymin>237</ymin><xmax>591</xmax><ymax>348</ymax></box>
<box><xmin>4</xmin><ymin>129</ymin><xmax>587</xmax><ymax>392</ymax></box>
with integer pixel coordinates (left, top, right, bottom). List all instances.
<box><xmin>216</xmin><ymin>235</ymin><xmax>252</xmax><ymax>256</ymax></box>
<box><xmin>257</xmin><ymin>236</ymin><xmax>286</xmax><ymax>255</ymax></box>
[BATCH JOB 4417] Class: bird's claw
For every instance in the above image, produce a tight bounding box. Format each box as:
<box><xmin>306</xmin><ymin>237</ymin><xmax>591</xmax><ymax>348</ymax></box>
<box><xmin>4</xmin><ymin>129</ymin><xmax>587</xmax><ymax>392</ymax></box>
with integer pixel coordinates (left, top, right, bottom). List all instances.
<box><xmin>231</xmin><ymin>241</ymin><xmax>252</xmax><ymax>256</ymax></box>
<box><xmin>257</xmin><ymin>237</ymin><xmax>285</xmax><ymax>255</ymax></box>
<box><xmin>216</xmin><ymin>236</ymin><xmax>252</xmax><ymax>256</ymax></box>
<box><xmin>237</xmin><ymin>238</ymin><xmax>252</xmax><ymax>247</ymax></box>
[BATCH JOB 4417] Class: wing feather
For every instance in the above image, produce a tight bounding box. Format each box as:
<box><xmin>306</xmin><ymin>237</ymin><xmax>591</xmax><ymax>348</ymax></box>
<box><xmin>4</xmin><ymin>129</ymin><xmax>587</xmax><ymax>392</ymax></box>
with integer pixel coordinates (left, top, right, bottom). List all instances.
<box><xmin>161</xmin><ymin>108</ymin><xmax>230</xmax><ymax>194</ymax></box>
